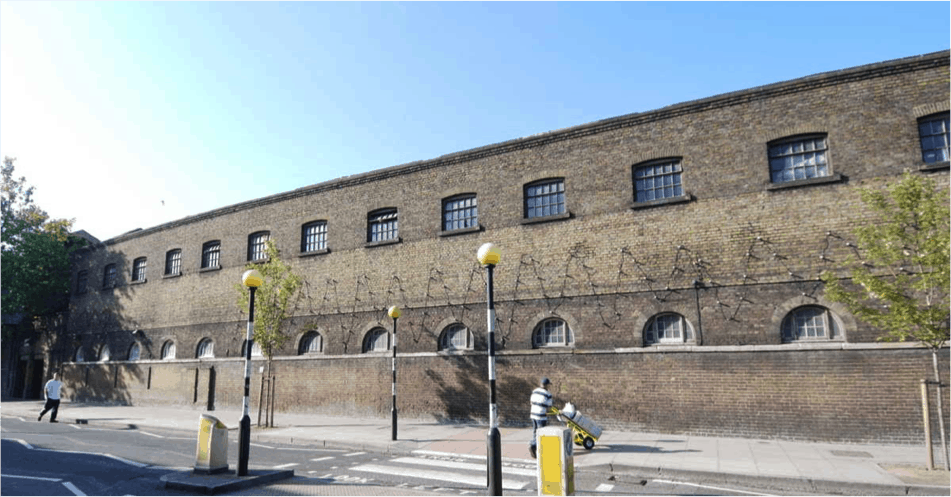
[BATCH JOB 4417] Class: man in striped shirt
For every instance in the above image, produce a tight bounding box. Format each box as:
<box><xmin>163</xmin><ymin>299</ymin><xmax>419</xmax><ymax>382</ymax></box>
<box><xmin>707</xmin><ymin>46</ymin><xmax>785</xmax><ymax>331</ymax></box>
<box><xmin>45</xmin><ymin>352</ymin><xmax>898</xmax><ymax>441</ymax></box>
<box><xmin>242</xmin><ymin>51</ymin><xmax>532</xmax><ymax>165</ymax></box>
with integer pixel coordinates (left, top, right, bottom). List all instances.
<box><xmin>529</xmin><ymin>377</ymin><xmax>553</xmax><ymax>458</ymax></box>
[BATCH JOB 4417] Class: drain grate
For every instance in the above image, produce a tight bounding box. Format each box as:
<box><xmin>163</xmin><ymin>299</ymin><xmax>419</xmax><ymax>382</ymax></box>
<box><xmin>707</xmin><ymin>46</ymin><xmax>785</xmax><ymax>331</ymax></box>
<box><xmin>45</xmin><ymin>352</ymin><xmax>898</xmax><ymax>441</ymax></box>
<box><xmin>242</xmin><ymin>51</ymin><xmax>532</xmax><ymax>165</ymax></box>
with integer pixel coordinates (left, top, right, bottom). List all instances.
<box><xmin>830</xmin><ymin>450</ymin><xmax>873</xmax><ymax>458</ymax></box>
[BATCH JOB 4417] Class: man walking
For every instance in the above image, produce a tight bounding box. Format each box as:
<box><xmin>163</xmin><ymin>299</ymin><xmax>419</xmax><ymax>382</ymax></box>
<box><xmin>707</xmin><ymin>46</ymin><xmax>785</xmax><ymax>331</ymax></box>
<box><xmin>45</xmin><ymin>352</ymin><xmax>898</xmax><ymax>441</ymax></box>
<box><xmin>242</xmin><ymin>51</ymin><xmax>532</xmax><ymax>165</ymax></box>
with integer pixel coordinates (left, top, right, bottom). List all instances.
<box><xmin>38</xmin><ymin>370</ymin><xmax>62</xmax><ymax>423</ymax></box>
<box><xmin>529</xmin><ymin>377</ymin><xmax>553</xmax><ymax>459</ymax></box>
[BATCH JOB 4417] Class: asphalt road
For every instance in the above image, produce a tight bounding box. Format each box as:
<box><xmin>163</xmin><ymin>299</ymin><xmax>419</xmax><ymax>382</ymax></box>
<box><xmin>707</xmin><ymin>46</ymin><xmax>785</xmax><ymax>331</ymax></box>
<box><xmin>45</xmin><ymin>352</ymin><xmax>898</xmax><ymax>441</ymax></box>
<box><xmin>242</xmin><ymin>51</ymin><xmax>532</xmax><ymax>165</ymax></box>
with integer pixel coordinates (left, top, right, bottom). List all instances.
<box><xmin>1</xmin><ymin>415</ymin><xmax>791</xmax><ymax>496</ymax></box>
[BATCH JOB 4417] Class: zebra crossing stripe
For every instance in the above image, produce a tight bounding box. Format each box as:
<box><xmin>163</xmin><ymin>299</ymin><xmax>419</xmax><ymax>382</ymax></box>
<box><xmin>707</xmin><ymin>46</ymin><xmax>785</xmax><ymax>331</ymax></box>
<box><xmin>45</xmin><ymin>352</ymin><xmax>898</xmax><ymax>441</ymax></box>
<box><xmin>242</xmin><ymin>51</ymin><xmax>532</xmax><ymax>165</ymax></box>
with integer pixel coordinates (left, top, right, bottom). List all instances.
<box><xmin>349</xmin><ymin>463</ymin><xmax>529</xmax><ymax>490</ymax></box>
<box><xmin>389</xmin><ymin>457</ymin><xmax>536</xmax><ymax>477</ymax></box>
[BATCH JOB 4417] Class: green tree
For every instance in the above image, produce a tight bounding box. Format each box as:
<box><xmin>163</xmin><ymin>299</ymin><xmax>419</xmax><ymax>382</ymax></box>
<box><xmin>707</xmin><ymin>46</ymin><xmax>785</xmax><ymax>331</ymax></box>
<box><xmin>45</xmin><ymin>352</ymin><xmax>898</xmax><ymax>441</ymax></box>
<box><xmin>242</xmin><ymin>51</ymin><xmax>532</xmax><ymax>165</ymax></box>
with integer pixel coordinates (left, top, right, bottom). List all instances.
<box><xmin>234</xmin><ymin>239</ymin><xmax>304</xmax><ymax>381</ymax></box>
<box><xmin>820</xmin><ymin>171</ymin><xmax>950</xmax><ymax>468</ymax></box>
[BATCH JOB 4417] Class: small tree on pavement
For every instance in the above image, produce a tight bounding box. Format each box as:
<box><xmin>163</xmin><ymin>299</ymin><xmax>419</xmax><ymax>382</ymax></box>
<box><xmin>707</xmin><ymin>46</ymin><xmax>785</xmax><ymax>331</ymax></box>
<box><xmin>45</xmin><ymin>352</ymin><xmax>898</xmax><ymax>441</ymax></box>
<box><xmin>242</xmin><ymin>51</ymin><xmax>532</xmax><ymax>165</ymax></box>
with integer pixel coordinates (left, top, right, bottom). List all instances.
<box><xmin>820</xmin><ymin>171</ymin><xmax>950</xmax><ymax>469</ymax></box>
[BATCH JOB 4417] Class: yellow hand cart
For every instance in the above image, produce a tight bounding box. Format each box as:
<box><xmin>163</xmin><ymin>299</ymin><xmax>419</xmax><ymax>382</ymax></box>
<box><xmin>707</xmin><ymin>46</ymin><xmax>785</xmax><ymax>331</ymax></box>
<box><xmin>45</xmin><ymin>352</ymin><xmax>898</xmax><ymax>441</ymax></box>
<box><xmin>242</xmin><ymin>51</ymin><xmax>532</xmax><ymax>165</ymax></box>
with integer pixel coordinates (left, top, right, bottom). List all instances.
<box><xmin>549</xmin><ymin>405</ymin><xmax>602</xmax><ymax>450</ymax></box>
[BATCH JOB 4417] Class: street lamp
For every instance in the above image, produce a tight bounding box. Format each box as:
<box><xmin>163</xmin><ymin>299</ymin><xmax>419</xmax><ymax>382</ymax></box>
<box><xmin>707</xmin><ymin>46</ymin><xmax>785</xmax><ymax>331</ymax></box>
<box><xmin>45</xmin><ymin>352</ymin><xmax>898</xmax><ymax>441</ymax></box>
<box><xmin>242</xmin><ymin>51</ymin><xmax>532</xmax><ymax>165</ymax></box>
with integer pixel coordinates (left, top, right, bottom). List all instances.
<box><xmin>239</xmin><ymin>269</ymin><xmax>263</xmax><ymax>477</ymax></box>
<box><xmin>477</xmin><ymin>243</ymin><xmax>502</xmax><ymax>496</ymax></box>
<box><xmin>388</xmin><ymin>305</ymin><xmax>401</xmax><ymax>441</ymax></box>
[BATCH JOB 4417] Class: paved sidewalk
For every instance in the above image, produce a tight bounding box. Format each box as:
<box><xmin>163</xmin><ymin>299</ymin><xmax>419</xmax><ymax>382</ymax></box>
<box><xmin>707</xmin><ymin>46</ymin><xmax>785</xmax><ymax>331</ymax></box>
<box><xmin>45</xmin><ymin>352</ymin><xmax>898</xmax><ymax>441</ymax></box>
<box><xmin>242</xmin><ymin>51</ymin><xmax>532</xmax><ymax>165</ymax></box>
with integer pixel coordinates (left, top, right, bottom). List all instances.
<box><xmin>2</xmin><ymin>400</ymin><xmax>949</xmax><ymax>495</ymax></box>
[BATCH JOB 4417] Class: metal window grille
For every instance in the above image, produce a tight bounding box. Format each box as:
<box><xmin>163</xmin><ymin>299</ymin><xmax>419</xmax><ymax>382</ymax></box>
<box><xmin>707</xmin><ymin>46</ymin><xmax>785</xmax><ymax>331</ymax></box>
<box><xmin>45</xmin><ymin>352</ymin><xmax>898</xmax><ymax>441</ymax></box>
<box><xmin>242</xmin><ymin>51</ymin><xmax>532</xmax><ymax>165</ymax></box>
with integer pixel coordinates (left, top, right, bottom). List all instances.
<box><xmin>634</xmin><ymin>160</ymin><xmax>684</xmax><ymax>202</ymax></box>
<box><xmin>202</xmin><ymin>241</ymin><xmax>220</xmax><ymax>268</ymax></box>
<box><xmin>165</xmin><ymin>250</ymin><xmax>182</xmax><ymax>275</ymax></box>
<box><xmin>132</xmin><ymin>258</ymin><xmax>147</xmax><ymax>282</ymax></box>
<box><xmin>302</xmin><ymin>222</ymin><xmax>327</xmax><ymax>252</ymax></box>
<box><xmin>535</xmin><ymin>319</ymin><xmax>568</xmax><ymax>347</ymax></box>
<box><xmin>368</xmin><ymin>210</ymin><xmax>398</xmax><ymax>242</ymax></box>
<box><xmin>443</xmin><ymin>196</ymin><xmax>478</xmax><ymax>231</ymax></box>
<box><xmin>525</xmin><ymin>179</ymin><xmax>566</xmax><ymax>218</ymax></box>
<box><xmin>768</xmin><ymin>136</ymin><xmax>829</xmax><ymax>183</ymax></box>
<box><xmin>103</xmin><ymin>264</ymin><xmax>117</xmax><ymax>288</ymax></box>
<box><xmin>198</xmin><ymin>339</ymin><xmax>214</xmax><ymax>358</ymax></box>
<box><xmin>248</xmin><ymin>232</ymin><xmax>269</xmax><ymax>261</ymax></box>
<box><xmin>920</xmin><ymin>113</ymin><xmax>950</xmax><ymax>163</ymax></box>
<box><xmin>440</xmin><ymin>324</ymin><xmax>470</xmax><ymax>350</ymax></box>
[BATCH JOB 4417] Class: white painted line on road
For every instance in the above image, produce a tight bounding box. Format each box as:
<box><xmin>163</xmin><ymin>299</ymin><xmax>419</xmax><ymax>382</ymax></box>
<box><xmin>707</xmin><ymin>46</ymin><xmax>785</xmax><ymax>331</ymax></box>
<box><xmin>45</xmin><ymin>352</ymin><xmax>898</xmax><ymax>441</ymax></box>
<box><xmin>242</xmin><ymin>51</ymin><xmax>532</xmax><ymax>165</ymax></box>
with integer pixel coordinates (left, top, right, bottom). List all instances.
<box><xmin>137</xmin><ymin>431</ymin><xmax>164</xmax><ymax>439</ymax></box>
<box><xmin>62</xmin><ymin>481</ymin><xmax>86</xmax><ymax>496</ymax></box>
<box><xmin>1</xmin><ymin>474</ymin><xmax>61</xmax><ymax>482</ymax></box>
<box><xmin>250</xmin><ymin>443</ymin><xmax>274</xmax><ymax>449</ymax></box>
<box><xmin>390</xmin><ymin>456</ymin><xmax>536</xmax><ymax>477</ymax></box>
<box><xmin>349</xmin><ymin>464</ymin><xmax>529</xmax><ymax>490</ymax></box>
<box><xmin>595</xmin><ymin>483</ymin><xmax>614</xmax><ymax>492</ymax></box>
<box><xmin>310</xmin><ymin>456</ymin><xmax>334</xmax><ymax>462</ymax></box>
<box><xmin>653</xmin><ymin>479</ymin><xmax>776</xmax><ymax>496</ymax></box>
<box><xmin>32</xmin><ymin>447</ymin><xmax>148</xmax><ymax>469</ymax></box>
<box><xmin>342</xmin><ymin>451</ymin><xmax>366</xmax><ymax>457</ymax></box>
<box><xmin>412</xmin><ymin>449</ymin><xmax>536</xmax><ymax>465</ymax></box>
<box><xmin>12</xmin><ymin>438</ymin><xmax>34</xmax><ymax>450</ymax></box>
<box><xmin>104</xmin><ymin>453</ymin><xmax>149</xmax><ymax>468</ymax></box>
<box><xmin>272</xmin><ymin>463</ymin><xmax>299</xmax><ymax>469</ymax></box>
<box><xmin>68</xmin><ymin>425</ymin><xmax>81</xmax><ymax>430</ymax></box>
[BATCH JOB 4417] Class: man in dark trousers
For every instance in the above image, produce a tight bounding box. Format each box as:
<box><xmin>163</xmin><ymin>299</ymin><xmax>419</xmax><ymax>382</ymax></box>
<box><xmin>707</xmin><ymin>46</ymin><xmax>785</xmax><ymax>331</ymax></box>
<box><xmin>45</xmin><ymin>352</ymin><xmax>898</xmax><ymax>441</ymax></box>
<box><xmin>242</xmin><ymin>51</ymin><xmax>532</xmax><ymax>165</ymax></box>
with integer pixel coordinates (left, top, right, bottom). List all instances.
<box><xmin>38</xmin><ymin>370</ymin><xmax>62</xmax><ymax>423</ymax></box>
<box><xmin>529</xmin><ymin>377</ymin><xmax>553</xmax><ymax>459</ymax></box>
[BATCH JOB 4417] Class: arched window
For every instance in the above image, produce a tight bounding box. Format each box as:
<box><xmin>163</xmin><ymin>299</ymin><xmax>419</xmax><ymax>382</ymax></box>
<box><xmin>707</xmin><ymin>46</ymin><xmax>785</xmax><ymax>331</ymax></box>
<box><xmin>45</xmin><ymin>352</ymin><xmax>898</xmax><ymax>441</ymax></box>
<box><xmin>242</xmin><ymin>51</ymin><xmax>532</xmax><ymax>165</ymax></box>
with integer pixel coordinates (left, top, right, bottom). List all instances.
<box><xmin>301</xmin><ymin>221</ymin><xmax>328</xmax><ymax>253</ymax></box>
<box><xmin>633</xmin><ymin>158</ymin><xmax>684</xmax><ymax>203</ymax></box>
<box><xmin>241</xmin><ymin>340</ymin><xmax>263</xmax><ymax>357</ymax></box>
<box><xmin>524</xmin><ymin>178</ymin><xmax>566</xmax><ymax>219</ymax></box>
<box><xmin>299</xmin><ymin>331</ymin><xmax>323</xmax><ymax>354</ymax></box>
<box><xmin>197</xmin><ymin>338</ymin><xmax>214</xmax><ymax>358</ymax></box>
<box><xmin>161</xmin><ymin>340</ymin><xmax>176</xmax><ymax>360</ymax></box>
<box><xmin>75</xmin><ymin>346</ymin><xmax>86</xmax><ymax>363</ymax></box>
<box><xmin>132</xmin><ymin>257</ymin><xmax>147</xmax><ymax>282</ymax></box>
<box><xmin>363</xmin><ymin>328</ymin><xmax>389</xmax><ymax>353</ymax></box>
<box><xmin>248</xmin><ymin>232</ymin><xmax>270</xmax><ymax>261</ymax></box>
<box><xmin>103</xmin><ymin>263</ymin><xmax>118</xmax><ymax>289</ymax></box>
<box><xmin>644</xmin><ymin>313</ymin><xmax>695</xmax><ymax>345</ymax></box>
<box><xmin>164</xmin><ymin>249</ymin><xmax>182</xmax><ymax>276</ymax></box>
<box><xmin>767</xmin><ymin>134</ymin><xmax>829</xmax><ymax>184</ymax></box>
<box><xmin>781</xmin><ymin>306</ymin><xmax>842</xmax><ymax>342</ymax></box>
<box><xmin>128</xmin><ymin>343</ymin><xmax>141</xmax><ymax>361</ymax></box>
<box><xmin>98</xmin><ymin>344</ymin><xmax>111</xmax><ymax>362</ymax></box>
<box><xmin>532</xmin><ymin>318</ymin><xmax>573</xmax><ymax>348</ymax></box>
<box><xmin>201</xmin><ymin>241</ymin><xmax>221</xmax><ymax>269</ymax></box>
<box><xmin>439</xmin><ymin>323</ymin><xmax>473</xmax><ymax>351</ymax></box>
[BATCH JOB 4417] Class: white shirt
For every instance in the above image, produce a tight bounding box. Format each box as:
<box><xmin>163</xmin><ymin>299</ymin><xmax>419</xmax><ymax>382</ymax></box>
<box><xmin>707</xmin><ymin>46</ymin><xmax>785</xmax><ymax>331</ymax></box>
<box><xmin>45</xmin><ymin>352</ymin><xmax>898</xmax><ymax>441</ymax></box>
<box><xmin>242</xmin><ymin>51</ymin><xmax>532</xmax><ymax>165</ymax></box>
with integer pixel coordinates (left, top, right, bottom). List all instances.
<box><xmin>530</xmin><ymin>387</ymin><xmax>552</xmax><ymax>421</ymax></box>
<box><xmin>45</xmin><ymin>379</ymin><xmax>62</xmax><ymax>400</ymax></box>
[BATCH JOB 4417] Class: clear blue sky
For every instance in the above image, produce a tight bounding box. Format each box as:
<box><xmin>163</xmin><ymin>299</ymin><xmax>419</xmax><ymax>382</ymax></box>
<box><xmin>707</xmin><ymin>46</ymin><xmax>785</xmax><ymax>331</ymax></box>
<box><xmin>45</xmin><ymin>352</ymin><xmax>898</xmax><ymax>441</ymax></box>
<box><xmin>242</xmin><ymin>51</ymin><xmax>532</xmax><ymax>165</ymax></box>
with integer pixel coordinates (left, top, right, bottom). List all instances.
<box><xmin>2</xmin><ymin>1</ymin><xmax>948</xmax><ymax>241</ymax></box>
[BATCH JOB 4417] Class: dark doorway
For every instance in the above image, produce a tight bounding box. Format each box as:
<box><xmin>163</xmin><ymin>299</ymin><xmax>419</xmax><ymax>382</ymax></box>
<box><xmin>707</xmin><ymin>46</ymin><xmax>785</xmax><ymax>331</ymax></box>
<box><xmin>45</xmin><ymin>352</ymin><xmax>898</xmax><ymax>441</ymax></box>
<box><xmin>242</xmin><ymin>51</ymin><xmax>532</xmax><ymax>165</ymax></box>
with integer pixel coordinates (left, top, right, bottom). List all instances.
<box><xmin>28</xmin><ymin>359</ymin><xmax>45</xmax><ymax>399</ymax></box>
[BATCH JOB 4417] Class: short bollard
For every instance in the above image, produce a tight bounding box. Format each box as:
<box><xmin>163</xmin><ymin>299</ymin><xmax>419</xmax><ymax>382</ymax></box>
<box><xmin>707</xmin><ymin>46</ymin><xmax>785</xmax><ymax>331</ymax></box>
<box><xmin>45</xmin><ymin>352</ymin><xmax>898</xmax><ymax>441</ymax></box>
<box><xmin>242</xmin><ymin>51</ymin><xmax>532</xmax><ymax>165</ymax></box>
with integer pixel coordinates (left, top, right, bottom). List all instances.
<box><xmin>536</xmin><ymin>426</ymin><xmax>574</xmax><ymax>496</ymax></box>
<box><xmin>195</xmin><ymin>414</ymin><xmax>229</xmax><ymax>474</ymax></box>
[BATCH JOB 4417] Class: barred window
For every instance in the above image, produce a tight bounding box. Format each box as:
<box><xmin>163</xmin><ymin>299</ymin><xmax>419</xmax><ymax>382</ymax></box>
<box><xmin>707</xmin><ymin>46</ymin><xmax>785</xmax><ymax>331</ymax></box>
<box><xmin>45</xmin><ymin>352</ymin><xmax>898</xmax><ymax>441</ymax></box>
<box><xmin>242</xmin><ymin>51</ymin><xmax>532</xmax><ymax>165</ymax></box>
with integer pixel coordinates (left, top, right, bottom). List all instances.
<box><xmin>197</xmin><ymin>338</ymin><xmax>214</xmax><ymax>358</ymax></box>
<box><xmin>368</xmin><ymin>209</ymin><xmax>398</xmax><ymax>243</ymax></box>
<box><xmin>98</xmin><ymin>344</ymin><xmax>110</xmax><ymax>362</ymax></box>
<box><xmin>301</xmin><ymin>221</ymin><xmax>327</xmax><ymax>253</ymax></box>
<box><xmin>443</xmin><ymin>195</ymin><xmax>478</xmax><ymax>232</ymax></box>
<box><xmin>164</xmin><ymin>249</ymin><xmax>182</xmax><ymax>276</ymax></box>
<box><xmin>363</xmin><ymin>327</ymin><xmax>389</xmax><ymax>352</ymax></box>
<box><xmin>525</xmin><ymin>179</ymin><xmax>566</xmax><ymax>219</ymax></box>
<box><xmin>132</xmin><ymin>257</ymin><xmax>147</xmax><ymax>282</ymax></box>
<box><xmin>439</xmin><ymin>323</ymin><xmax>473</xmax><ymax>351</ymax></box>
<box><xmin>76</xmin><ymin>270</ymin><xmax>88</xmax><ymax>294</ymax></box>
<box><xmin>768</xmin><ymin>135</ymin><xmax>829</xmax><ymax>183</ymax></box>
<box><xmin>201</xmin><ymin>241</ymin><xmax>220</xmax><ymax>269</ymax></box>
<box><xmin>248</xmin><ymin>232</ymin><xmax>269</xmax><ymax>261</ymax></box>
<box><xmin>644</xmin><ymin>313</ymin><xmax>695</xmax><ymax>345</ymax></box>
<box><xmin>919</xmin><ymin>112</ymin><xmax>950</xmax><ymax>164</ymax></box>
<box><xmin>299</xmin><ymin>331</ymin><xmax>323</xmax><ymax>354</ymax></box>
<box><xmin>103</xmin><ymin>264</ymin><xmax>117</xmax><ymax>289</ymax></box>
<box><xmin>161</xmin><ymin>341</ymin><xmax>176</xmax><ymax>360</ymax></box>
<box><xmin>634</xmin><ymin>159</ymin><xmax>684</xmax><ymax>202</ymax></box>
<box><xmin>532</xmin><ymin>318</ymin><xmax>573</xmax><ymax>348</ymax></box>
<box><xmin>781</xmin><ymin>306</ymin><xmax>842</xmax><ymax>342</ymax></box>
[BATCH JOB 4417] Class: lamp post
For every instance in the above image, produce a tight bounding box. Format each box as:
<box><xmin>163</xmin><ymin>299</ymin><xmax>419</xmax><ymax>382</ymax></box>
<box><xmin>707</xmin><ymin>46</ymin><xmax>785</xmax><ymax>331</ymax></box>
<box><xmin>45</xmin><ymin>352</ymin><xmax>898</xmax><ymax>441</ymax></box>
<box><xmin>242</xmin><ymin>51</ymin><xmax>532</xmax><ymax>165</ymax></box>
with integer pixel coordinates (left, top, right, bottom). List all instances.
<box><xmin>239</xmin><ymin>269</ymin><xmax>263</xmax><ymax>477</ymax></box>
<box><xmin>477</xmin><ymin>243</ymin><xmax>502</xmax><ymax>496</ymax></box>
<box><xmin>388</xmin><ymin>305</ymin><xmax>401</xmax><ymax>441</ymax></box>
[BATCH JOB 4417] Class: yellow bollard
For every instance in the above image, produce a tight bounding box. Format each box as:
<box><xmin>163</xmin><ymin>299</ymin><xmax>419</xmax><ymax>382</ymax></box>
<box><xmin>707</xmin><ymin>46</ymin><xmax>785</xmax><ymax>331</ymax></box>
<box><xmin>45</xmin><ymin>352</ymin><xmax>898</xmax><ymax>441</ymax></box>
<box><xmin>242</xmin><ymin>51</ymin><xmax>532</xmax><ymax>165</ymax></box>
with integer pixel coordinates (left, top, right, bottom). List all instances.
<box><xmin>537</xmin><ymin>426</ymin><xmax>575</xmax><ymax>495</ymax></box>
<box><xmin>195</xmin><ymin>414</ymin><xmax>229</xmax><ymax>474</ymax></box>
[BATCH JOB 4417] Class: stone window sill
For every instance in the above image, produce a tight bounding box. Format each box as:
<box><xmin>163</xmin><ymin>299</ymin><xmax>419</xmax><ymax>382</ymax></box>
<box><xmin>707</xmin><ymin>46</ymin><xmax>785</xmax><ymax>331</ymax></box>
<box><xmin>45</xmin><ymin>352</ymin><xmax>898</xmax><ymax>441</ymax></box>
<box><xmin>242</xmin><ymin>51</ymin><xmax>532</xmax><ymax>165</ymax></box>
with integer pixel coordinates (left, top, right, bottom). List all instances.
<box><xmin>520</xmin><ymin>211</ymin><xmax>572</xmax><ymax>226</ymax></box>
<box><xmin>766</xmin><ymin>173</ymin><xmax>843</xmax><ymax>191</ymax></box>
<box><xmin>438</xmin><ymin>225</ymin><xmax>483</xmax><ymax>238</ymax></box>
<box><xmin>629</xmin><ymin>194</ymin><xmax>693</xmax><ymax>210</ymax></box>
<box><xmin>920</xmin><ymin>161</ymin><xmax>949</xmax><ymax>172</ymax></box>
<box><xmin>365</xmin><ymin>238</ymin><xmax>402</xmax><ymax>249</ymax></box>
<box><xmin>130</xmin><ymin>279</ymin><xmax>147</xmax><ymax>286</ymax></box>
<box><xmin>199</xmin><ymin>266</ymin><xmax>221</xmax><ymax>273</ymax></box>
<box><xmin>162</xmin><ymin>272</ymin><xmax>182</xmax><ymax>280</ymax></box>
<box><xmin>300</xmin><ymin>248</ymin><xmax>331</xmax><ymax>258</ymax></box>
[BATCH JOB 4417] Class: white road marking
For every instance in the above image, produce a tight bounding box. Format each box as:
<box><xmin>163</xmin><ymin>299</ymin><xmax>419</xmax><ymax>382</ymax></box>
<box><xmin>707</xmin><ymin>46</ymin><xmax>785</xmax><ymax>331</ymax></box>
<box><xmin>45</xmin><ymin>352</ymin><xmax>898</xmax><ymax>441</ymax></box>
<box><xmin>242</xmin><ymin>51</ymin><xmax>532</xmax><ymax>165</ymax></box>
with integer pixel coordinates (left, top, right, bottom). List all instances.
<box><xmin>272</xmin><ymin>463</ymin><xmax>298</xmax><ymax>469</ymax></box>
<box><xmin>12</xmin><ymin>439</ymin><xmax>34</xmax><ymax>450</ymax></box>
<box><xmin>103</xmin><ymin>453</ymin><xmax>148</xmax><ymax>468</ymax></box>
<box><xmin>653</xmin><ymin>479</ymin><xmax>777</xmax><ymax>496</ymax></box>
<box><xmin>250</xmin><ymin>443</ymin><xmax>274</xmax><ymax>449</ymax></box>
<box><xmin>349</xmin><ymin>463</ymin><xmax>529</xmax><ymax>490</ymax></box>
<box><xmin>595</xmin><ymin>483</ymin><xmax>614</xmax><ymax>492</ymax></box>
<box><xmin>68</xmin><ymin>425</ymin><xmax>81</xmax><ymax>430</ymax></box>
<box><xmin>62</xmin><ymin>481</ymin><xmax>86</xmax><ymax>496</ymax></box>
<box><xmin>33</xmin><ymin>448</ymin><xmax>148</xmax><ymax>468</ymax></box>
<box><xmin>1</xmin><ymin>474</ymin><xmax>61</xmax><ymax>482</ymax></box>
<box><xmin>390</xmin><ymin>456</ymin><xmax>536</xmax><ymax>477</ymax></box>
<box><xmin>310</xmin><ymin>456</ymin><xmax>334</xmax><ymax>462</ymax></box>
<box><xmin>342</xmin><ymin>451</ymin><xmax>366</xmax><ymax>457</ymax></box>
<box><xmin>412</xmin><ymin>449</ymin><xmax>536</xmax><ymax>465</ymax></box>
<box><xmin>137</xmin><ymin>431</ymin><xmax>164</xmax><ymax>439</ymax></box>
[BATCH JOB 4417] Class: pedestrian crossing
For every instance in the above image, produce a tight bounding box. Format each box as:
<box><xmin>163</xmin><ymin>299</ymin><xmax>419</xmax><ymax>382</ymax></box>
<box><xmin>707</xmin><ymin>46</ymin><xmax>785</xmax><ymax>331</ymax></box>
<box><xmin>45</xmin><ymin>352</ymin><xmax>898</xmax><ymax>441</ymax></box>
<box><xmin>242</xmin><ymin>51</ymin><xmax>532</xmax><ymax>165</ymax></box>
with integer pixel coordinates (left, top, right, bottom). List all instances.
<box><xmin>348</xmin><ymin>450</ymin><xmax>537</xmax><ymax>491</ymax></box>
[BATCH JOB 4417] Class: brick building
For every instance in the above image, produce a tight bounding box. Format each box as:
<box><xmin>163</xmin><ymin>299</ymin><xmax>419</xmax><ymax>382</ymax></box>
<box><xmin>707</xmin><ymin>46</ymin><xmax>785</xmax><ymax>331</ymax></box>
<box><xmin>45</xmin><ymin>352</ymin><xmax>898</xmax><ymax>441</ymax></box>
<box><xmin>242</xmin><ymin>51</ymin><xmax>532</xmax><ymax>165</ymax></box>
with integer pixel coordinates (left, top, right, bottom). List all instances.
<box><xmin>56</xmin><ymin>51</ymin><xmax>949</xmax><ymax>444</ymax></box>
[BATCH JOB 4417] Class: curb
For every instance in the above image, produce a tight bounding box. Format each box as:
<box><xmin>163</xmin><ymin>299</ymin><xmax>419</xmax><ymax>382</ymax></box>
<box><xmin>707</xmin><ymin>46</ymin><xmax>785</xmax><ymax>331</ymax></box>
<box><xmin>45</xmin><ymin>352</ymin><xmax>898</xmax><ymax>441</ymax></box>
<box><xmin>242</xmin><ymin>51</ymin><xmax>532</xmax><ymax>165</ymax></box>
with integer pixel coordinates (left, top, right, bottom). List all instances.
<box><xmin>160</xmin><ymin>469</ymin><xmax>294</xmax><ymax>495</ymax></box>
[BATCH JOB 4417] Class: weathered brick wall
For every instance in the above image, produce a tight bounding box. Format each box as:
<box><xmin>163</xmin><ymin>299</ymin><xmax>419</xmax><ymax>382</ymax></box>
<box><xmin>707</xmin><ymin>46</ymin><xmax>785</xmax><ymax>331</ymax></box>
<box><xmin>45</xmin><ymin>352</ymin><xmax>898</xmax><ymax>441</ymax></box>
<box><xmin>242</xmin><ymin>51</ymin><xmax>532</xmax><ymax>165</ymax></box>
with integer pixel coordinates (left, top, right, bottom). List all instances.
<box><xmin>59</xmin><ymin>52</ymin><xmax>951</xmax><ymax>444</ymax></box>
